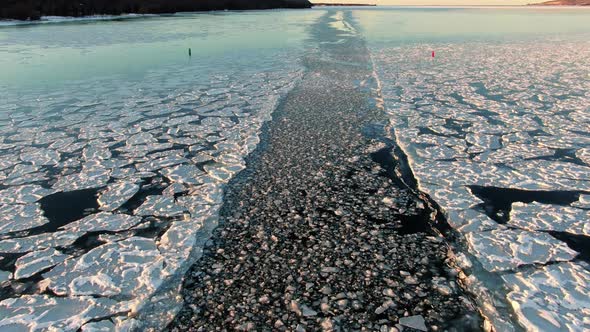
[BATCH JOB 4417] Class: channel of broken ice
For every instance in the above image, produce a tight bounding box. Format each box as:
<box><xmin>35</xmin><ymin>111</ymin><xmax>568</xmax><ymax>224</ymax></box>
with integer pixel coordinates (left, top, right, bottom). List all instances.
<box><xmin>0</xmin><ymin>63</ymin><xmax>303</xmax><ymax>330</ymax></box>
<box><xmin>373</xmin><ymin>39</ymin><xmax>590</xmax><ymax>330</ymax></box>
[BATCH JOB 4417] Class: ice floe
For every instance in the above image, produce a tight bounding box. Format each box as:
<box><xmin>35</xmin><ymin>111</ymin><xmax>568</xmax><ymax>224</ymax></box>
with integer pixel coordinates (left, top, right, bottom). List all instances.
<box><xmin>61</xmin><ymin>212</ymin><xmax>142</xmax><ymax>233</ymax></box>
<box><xmin>0</xmin><ymin>203</ymin><xmax>49</xmax><ymax>234</ymax></box>
<box><xmin>0</xmin><ymin>47</ymin><xmax>302</xmax><ymax>330</ymax></box>
<box><xmin>0</xmin><ymin>230</ymin><xmax>83</xmax><ymax>253</ymax></box>
<box><xmin>134</xmin><ymin>195</ymin><xmax>186</xmax><ymax>217</ymax></box>
<box><xmin>510</xmin><ymin>202</ymin><xmax>590</xmax><ymax>235</ymax></box>
<box><xmin>573</xmin><ymin>194</ymin><xmax>590</xmax><ymax>209</ymax></box>
<box><xmin>136</xmin><ymin>155</ymin><xmax>189</xmax><ymax>173</ymax></box>
<box><xmin>0</xmin><ymin>271</ymin><xmax>10</xmax><ymax>283</ymax></box>
<box><xmin>502</xmin><ymin>262</ymin><xmax>590</xmax><ymax>331</ymax></box>
<box><xmin>0</xmin><ymin>184</ymin><xmax>54</xmax><ymax>204</ymax></box>
<box><xmin>372</xmin><ymin>38</ymin><xmax>590</xmax><ymax>330</ymax></box>
<box><xmin>52</xmin><ymin>165</ymin><xmax>111</xmax><ymax>191</ymax></box>
<box><xmin>0</xmin><ymin>295</ymin><xmax>122</xmax><ymax>331</ymax></box>
<box><xmin>97</xmin><ymin>182</ymin><xmax>140</xmax><ymax>211</ymax></box>
<box><xmin>19</xmin><ymin>148</ymin><xmax>61</xmax><ymax>166</ymax></box>
<box><xmin>14</xmin><ymin>248</ymin><xmax>69</xmax><ymax>279</ymax></box>
<box><xmin>466</xmin><ymin>229</ymin><xmax>577</xmax><ymax>272</ymax></box>
<box><xmin>159</xmin><ymin>164</ymin><xmax>204</xmax><ymax>185</ymax></box>
<box><xmin>44</xmin><ymin>237</ymin><xmax>164</xmax><ymax>297</ymax></box>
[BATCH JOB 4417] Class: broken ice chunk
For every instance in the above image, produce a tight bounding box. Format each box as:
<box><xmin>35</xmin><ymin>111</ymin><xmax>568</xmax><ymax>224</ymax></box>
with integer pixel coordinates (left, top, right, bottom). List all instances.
<box><xmin>191</xmin><ymin>151</ymin><xmax>214</xmax><ymax>164</ymax></box>
<box><xmin>6</xmin><ymin>164</ymin><xmax>39</xmax><ymax>179</ymax></box>
<box><xmin>83</xmin><ymin>145</ymin><xmax>112</xmax><ymax>161</ymax></box>
<box><xmin>502</xmin><ymin>262</ymin><xmax>590</xmax><ymax>331</ymax></box>
<box><xmin>126</xmin><ymin>132</ymin><xmax>156</xmax><ymax>145</ymax></box>
<box><xmin>0</xmin><ymin>184</ymin><xmax>54</xmax><ymax>204</ymax></box>
<box><xmin>162</xmin><ymin>183</ymin><xmax>188</xmax><ymax>197</ymax></box>
<box><xmin>0</xmin><ymin>203</ymin><xmax>49</xmax><ymax>234</ymax></box>
<box><xmin>49</xmin><ymin>137</ymin><xmax>76</xmax><ymax>151</ymax></box>
<box><xmin>61</xmin><ymin>212</ymin><xmax>142</xmax><ymax>233</ymax></box>
<box><xmin>203</xmin><ymin>163</ymin><xmax>242</xmax><ymax>182</ymax></box>
<box><xmin>53</xmin><ymin>165</ymin><xmax>111</xmax><ymax>191</ymax></box>
<box><xmin>0</xmin><ymin>270</ymin><xmax>10</xmax><ymax>283</ymax></box>
<box><xmin>44</xmin><ymin>237</ymin><xmax>164</xmax><ymax>297</ymax></box>
<box><xmin>0</xmin><ymin>230</ymin><xmax>83</xmax><ymax>253</ymax></box>
<box><xmin>134</xmin><ymin>196</ymin><xmax>186</xmax><ymax>217</ymax></box>
<box><xmin>117</xmin><ymin>142</ymin><xmax>173</xmax><ymax>155</ymax></box>
<box><xmin>182</xmin><ymin>182</ymin><xmax>224</xmax><ymax>205</ymax></box>
<box><xmin>0</xmin><ymin>295</ymin><xmax>121</xmax><ymax>331</ymax></box>
<box><xmin>135</xmin><ymin>155</ymin><xmax>189</xmax><ymax>172</ymax></box>
<box><xmin>446</xmin><ymin>208</ymin><xmax>500</xmax><ymax>233</ymax></box>
<box><xmin>14</xmin><ymin>248</ymin><xmax>69</xmax><ymax>279</ymax></box>
<box><xmin>2</xmin><ymin>171</ymin><xmax>48</xmax><ymax>186</ymax></box>
<box><xmin>577</xmin><ymin>148</ymin><xmax>589</xmax><ymax>166</ymax></box>
<box><xmin>399</xmin><ymin>315</ymin><xmax>427</xmax><ymax>331</ymax></box>
<box><xmin>508</xmin><ymin>160</ymin><xmax>590</xmax><ymax>183</ymax></box>
<box><xmin>415</xmin><ymin>145</ymin><xmax>465</xmax><ymax>160</ymax></box>
<box><xmin>110</xmin><ymin>167</ymin><xmax>136</xmax><ymax>179</ymax></box>
<box><xmin>158</xmin><ymin>218</ymin><xmax>205</xmax><ymax>274</ymax></box>
<box><xmin>465</xmin><ymin>133</ymin><xmax>501</xmax><ymax>153</ymax></box>
<box><xmin>19</xmin><ymin>148</ymin><xmax>60</xmax><ymax>166</ymax></box>
<box><xmin>510</xmin><ymin>202</ymin><xmax>590</xmax><ymax>235</ymax></box>
<box><xmin>98</xmin><ymin>182</ymin><xmax>140</xmax><ymax>211</ymax></box>
<box><xmin>159</xmin><ymin>164</ymin><xmax>204</xmax><ymax>185</ymax></box>
<box><xmin>0</xmin><ymin>157</ymin><xmax>19</xmax><ymax>172</ymax></box>
<box><xmin>474</xmin><ymin>144</ymin><xmax>554</xmax><ymax>164</ymax></box>
<box><xmin>206</xmin><ymin>87</ymin><xmax>230</xmax><ymax>96</ymax></box>
<box><xmin>572</xmin><ymin>194</ymin><xmax>590</xmax><ymax>209</ymax></box>
<box><xmin>466</xmin><ymin>229</ymin><xmax>577</xmax><ymax>272</ymax></box>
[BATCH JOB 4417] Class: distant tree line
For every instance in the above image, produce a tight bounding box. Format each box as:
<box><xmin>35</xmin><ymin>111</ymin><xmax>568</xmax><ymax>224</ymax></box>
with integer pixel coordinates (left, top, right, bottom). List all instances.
<box><xmin>0</xmin><ymin>0</ymin><xmax>312</xmax><ymax>20</ymax></box>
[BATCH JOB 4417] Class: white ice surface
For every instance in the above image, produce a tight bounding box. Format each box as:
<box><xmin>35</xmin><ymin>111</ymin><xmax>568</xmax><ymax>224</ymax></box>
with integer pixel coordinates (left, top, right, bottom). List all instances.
<box><xmin>372</xmin><ymin>38</ymin><xmax>590</xmax><ymax>330</ymax></box>
<box><xmin>14</xmin><ymin>248</ymin><xmax>69</xmax><ymax>279</ymax></box>
<box><xmin>97</xmin><ymin>182</ymin><xmax>140</xmax><ymax>211</ymax></box>
<box><xmin>60</xmin><ymin>212</ymin><xmax>142</xmax><ymax>233</ymax></box>
<box><xmin>43</xmin><ymin>237</ymin><xmax>164</xmax><ymax>297</ymax></box>
<box><xmin>510</xmin><ymin>202</ymin><xmax>590</xmax><ymax>235</ymax></box>
<box><xmin>0</xmin><ymin>295</ymin><xmax>122</xmax><ymax>332</ymax></box>
<box><xmin>466</xmin><ymin>229</ymin><xmax>577</xmax><ymax>272</ymax></box>
<box><xmin>0</xmin><ymin>203</ymin><xmax>49</xmax><ymax>234</ymax></box>
<box><xmin>502</xmin><ymin>262</ymin><xmax>590</xmax><ymax>331</ymax></box>
<box><xmin>0</xmin><ymin>62</ymin><xmax>302</xmax><ymax>330</ymax></box>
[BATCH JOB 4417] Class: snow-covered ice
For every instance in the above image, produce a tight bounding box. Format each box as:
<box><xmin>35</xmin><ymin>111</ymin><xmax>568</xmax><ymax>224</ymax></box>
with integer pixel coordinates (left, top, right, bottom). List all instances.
<box><xmin>43</xmin><ymin>237</ymin><xmax>164</xmax><ymax>297</ymax></box>
<box><xmin>0</xmin><ymin>54</ymin><xmax>303</xmax><ymax>330</ymax></box>
<box><xmin>0</xmin><ymin>295</ymin><xmax>122</xmax><ymax>331</ymax></box>
<box><xmin>97</xmin><ymin>182</ymin><xmax>140</xmax><ymax>211</ymax></box>
<box><xmin>0</xmin><ymin>203</ymin><xmax>49</xmax><ymax>234</ymax></box>
<box><xmin>61</xmin><ymin>212</ymin><xmax>142</xmax><ymax>233</ymax></box>
<box><xmin>371</xmin><ymin>37</ymin><xmax>590</xmax><ymax>331</ymax></box>
<box><xmin>14</xmin><ymin>248</ymin><xmax>69</xmax><ymax>279</ymax></box>
<box><xmin>133</xmin><ymin>195</ymin><xmax>187</xmax><ymax>217</ymax></box>
<box><xmin>466</xmin><ymin>229</ymin><xmax>577</xmax><ymax>272</ymax></box>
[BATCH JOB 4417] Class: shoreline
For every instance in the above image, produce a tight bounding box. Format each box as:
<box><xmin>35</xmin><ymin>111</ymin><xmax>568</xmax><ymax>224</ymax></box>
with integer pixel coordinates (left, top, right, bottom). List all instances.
<box><xmin>4</xmin><ymin>4</ymin><xmax>590</xmax><ymax>23</ymax></box>
<box><xmin>0</xmin><ymin>0</ymin><xmax>312</xmax><ymax>21</ymax></box>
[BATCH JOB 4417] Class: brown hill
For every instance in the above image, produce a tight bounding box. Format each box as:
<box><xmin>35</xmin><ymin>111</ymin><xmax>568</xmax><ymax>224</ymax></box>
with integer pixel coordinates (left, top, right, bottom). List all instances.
<box><xmin>0</xmin><ymin>0</ymin><xmax>312</xmax><ymax>21</ymax></box>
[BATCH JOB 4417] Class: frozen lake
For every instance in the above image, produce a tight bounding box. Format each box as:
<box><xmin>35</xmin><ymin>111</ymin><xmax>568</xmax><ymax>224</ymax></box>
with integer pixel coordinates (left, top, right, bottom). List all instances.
<box><xmin>1</xmin><ymin>6</ymin><xmax>590</xmax><ymax>331</ymax></box>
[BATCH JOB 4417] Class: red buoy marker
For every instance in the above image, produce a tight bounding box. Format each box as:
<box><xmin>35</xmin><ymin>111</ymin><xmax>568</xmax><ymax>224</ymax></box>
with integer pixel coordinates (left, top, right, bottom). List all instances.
<box><xmin>432</xmin><ymin>51</ymin><xmax>435</xmax><ymax>58</ymax></box>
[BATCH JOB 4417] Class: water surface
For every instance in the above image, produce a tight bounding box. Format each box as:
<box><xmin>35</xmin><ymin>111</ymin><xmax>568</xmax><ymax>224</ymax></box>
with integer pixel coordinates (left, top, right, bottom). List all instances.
<box><xmin>1</xmin><ymin>7</ymin><xmax>589</xmax><ymax>331</ymax></box>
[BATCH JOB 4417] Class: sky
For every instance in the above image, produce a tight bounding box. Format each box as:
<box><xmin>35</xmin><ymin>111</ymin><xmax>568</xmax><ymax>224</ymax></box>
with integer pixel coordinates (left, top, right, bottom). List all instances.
<box><xmin>316</xmin><ymin>0</ymin><xmax>533</xmax><ymax>5</ymax></box>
